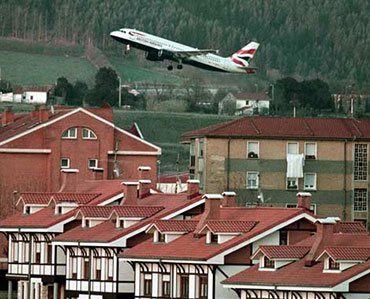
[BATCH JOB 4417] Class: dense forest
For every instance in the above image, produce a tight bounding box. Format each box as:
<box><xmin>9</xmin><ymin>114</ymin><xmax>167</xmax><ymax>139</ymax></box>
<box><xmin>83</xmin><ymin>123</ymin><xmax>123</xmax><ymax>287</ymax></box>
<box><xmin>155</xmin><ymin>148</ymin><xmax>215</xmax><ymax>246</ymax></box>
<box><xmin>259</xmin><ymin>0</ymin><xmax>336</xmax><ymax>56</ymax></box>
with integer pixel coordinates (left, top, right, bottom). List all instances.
<box><xmin>0</xmin><ymin>0</ymin><xmax>369</xmax><ymax>91</ymax></box>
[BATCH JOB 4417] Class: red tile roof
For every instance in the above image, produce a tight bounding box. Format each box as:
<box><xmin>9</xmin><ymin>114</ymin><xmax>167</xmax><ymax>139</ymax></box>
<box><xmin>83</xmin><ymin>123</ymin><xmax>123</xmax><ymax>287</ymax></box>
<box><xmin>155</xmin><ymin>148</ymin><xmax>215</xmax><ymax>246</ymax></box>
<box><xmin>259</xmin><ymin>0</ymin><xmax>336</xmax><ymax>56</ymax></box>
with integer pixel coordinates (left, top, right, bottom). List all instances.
<box><xmin>223</xmin><ymin>232</ymin><xmax>370</xmax><ymax>288</ymax></box>
<box><xmin>122</xmin><ymin>207</ymin><xmax>311</xmax><ymax>261</ymax></box>
<box><xmin>114</xmin><ymin>206</ymin><xmax>164</xmax><ymax>218</ymax></box>
<box><xmin>152</xmin><ymin>220</ymin><xmax>198</xmax><ymax>233</ymax></box>
<box><xmin>77</xmin><ymin>206</ymin><xmax>113</xmax><ymax>218</ymax></box>
<box><xmin>203</xmin><ymin>220</ymin><xmax>257</xmax><ymax>233</ymax></box>
<box><xmin>18</xmin><ymin>192</ymin><xmax>101</xmax><ymax>205</ymax></box>
<box><xmin>324</xmin><ymin>246</ymin><xmax>370</xmax><ymax>261</ymax></box>
<box><xmin>181</xmin><ymin>116</ymin><xmax>370</xmax><ymax>142</ymax></box>
<box><xmin>53</xmin><ymin>193</ymin><xmax>204</xmax><ymax>243</ymax></box>
<box><xmin>223</xmin><ymin>259</ymin><xmax>370</xmax><ymax>288</ymax></box>
<box><xmin>255</xmin><ymin>245</ymin><xmax>311</xmax><ymax>259</ymax></box>
<box><xmin>334</xmin><ymin>221</ymin><xmax>367</xmax><ymax>233</ymax></box>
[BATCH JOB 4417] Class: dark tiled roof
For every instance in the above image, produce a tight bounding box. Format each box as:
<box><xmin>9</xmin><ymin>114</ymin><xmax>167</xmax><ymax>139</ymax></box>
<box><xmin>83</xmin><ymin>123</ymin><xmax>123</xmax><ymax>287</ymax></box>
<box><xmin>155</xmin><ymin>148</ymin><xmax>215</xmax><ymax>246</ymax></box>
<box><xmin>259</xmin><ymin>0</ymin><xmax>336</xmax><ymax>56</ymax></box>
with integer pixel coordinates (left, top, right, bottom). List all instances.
<box><xmin>181</xmin><ymin>116</ymin><xmax>370</xmax><ymax>141</ymax></box>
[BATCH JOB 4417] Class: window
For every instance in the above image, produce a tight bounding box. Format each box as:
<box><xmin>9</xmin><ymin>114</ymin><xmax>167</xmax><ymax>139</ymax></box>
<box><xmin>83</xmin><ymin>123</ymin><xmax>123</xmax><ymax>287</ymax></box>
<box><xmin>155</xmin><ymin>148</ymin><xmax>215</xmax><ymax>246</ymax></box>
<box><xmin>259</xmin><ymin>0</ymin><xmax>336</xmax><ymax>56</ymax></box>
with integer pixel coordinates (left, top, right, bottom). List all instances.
<box><xmin>82</xmin><ymin>128</ymin><xmax>97</xmax><ymax>139</ymax></box>
<box><xmin>24</xmin><ymin>206</ymin><xmax>30</xmax><ymax>215</ymax></box>
<box><xmin>47</xmin><ymin>244</ymin><xmax>53</xmax><ymax>264</ymax></box>
<box><xmin>143</xmin><ymin>274</ymin><xmax>152</xmax><ymax>296</ymax></box>
<box><xmin>354</xmin><ymin>188</ymin><xmax>368</xmax><ymax>212</ymax></box>
<box><xmin>209</xmin><ymin>232</ymin><xmax>218</xmax><ymax>244</ymax></box>
<box><xmin>328</xmin><ymin>257</ymin><xmax>340</xmax><ymax>270</ymax></box>
<box><xmin>162</xmin><ymin>275</ymin><xmax>171</xmax><ymax>297</ymax></box>
<box><xmin>61</xmin><ymin>127</ymin><xmax>77</xmax><ymax>139</ymax></box>
<box><xmin>354</xmin><ymin>144</ymin><xmax>368</xmax><ymax>181</ymax></box>
<box><xmin>190</xmin><ymin>140</ymin><xmax>195</xmax><ymax>168</ymax></box>
<box><xmin>304</xmin><ymin>173</ymin><xmax>316</xmax><ymax>190</ymax></box>
<box><xmin>286</xmin><ymin>177</ymin><xmax>298</xmax><ymax>190</ymax></box>
<box><xmin>247</xmin><ymin>172</ymin><xmax>259</xmax><ymax>189</ymax></box>
<box><xmin>88</xmin><ymin>159</ymin><xmax>98</xmax><ymax>169</ymax></box>
<box><xmin>60</xmin><ymin>158</ymin><xmax>70</xmax><ymax>169</ymax></box>
<box><xmin>199</xmin><ymin>275</ymin><xmax>208</xmax><ymax>299</ymax></box>
<box><xmin>263</xmin><ymin>256</ymin><xmax>275</xmax><ymax>268</ymax></box>
<box><xmin>305</xmin><ymin>142</ymin><xmax>316</xmax><ymax>159</ymax></box>
<box><xmin>158</xmin><ymin>232</ymin><xmax>165</xmax><ymax>243</ymax></box>
<box><xmin>287</xmin><ymin>142</ymin><xmax>299</xmax><ymax>154</ymax></box>
<box><xmin>95</xmin><ymin>258</ymin><xmax>101</xmax><ymax>280</ymax></box>
<box><xmin>107</xmin><ymin>258</ymin><xmax>114</xmax><ymax>281</ymax></box>
<box><xmin>280</xmin><ymin>230</ymin><xmax>288</xmax><ymax>245</ymax></box>
<box><xmin>179</xmin><ymin>275</ymin><xmax>189</xmax><ymax>298</ymax></box>
<box><xmin>71</xmin><ymin>258</ymin><xmax>78</xmax><ymax>279</ymax></box>
<box><xmin>199</xmin><ymin>139</ymin><xmax>204</xmax><ymax>157</ymax></box>
<box><xmin>83</xmin><ymin>257</ymin><xmax>89</xmax><ymax>279</ymax></box>
<box><xmin>247</xmin><ymin>141</ymin><xmax>259</xmax><ymax>158</ymax></box>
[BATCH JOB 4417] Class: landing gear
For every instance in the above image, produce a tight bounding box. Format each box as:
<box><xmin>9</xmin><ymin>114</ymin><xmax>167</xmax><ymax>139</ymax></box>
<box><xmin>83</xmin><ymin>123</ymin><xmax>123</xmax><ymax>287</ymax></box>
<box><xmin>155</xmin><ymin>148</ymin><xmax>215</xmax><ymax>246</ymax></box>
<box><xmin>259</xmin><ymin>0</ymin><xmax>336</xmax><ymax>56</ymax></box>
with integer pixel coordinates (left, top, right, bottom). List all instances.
<box><xmin>167</xmin><ymin>65</ymin><xmax>173</xmax><ymax>71</ymax></box>
<box><xmin>177</xmin><ymin>64</ymin><xmax>183</xmax><ymax>70</ymax></box>
<box><xmin>124</xmin><ymin>44</ymin><xmax>130</xmax><ymax>55</ymax></box>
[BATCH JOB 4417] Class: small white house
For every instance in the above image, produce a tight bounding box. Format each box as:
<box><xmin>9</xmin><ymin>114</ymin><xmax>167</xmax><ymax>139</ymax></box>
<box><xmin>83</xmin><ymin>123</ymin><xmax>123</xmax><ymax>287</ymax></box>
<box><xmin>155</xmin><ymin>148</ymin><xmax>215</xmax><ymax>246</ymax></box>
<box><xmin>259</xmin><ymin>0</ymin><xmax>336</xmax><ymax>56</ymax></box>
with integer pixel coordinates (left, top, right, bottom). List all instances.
<box><xmin>219</xmin><ymin>92</ymin><xmax>271</xmax><ymax>115</ymax></box>
<box><xmin>22</xmin><ymin>91</ymin><xmax>47</xmax><ymax>104</ymax></box>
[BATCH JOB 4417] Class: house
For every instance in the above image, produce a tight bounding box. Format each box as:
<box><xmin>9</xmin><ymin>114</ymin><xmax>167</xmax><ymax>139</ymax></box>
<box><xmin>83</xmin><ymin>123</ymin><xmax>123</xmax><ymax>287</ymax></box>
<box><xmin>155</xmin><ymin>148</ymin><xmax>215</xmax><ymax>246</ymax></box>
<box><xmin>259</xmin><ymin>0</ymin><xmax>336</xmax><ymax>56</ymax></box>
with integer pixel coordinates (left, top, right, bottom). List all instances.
<box><xmin>222</xmin><ymin>217</ymin><xmax>370</xmax><ymax>299</ymax></box>
<box><xmin>219</xmin><ymin>92</ymin><xmax>270</xmax><ymax>115</ymax></box>
<box><xmin>0</xmin><ymin>177</ymin><xmax>125</xmax><ymax>299</ymax></box>
<box><xmin>181</xmin><ymin>116</ymin><xmax>370</xmax><ymax>227</ymax></box>
<box><xmin>0</xmin><ymin>105</ymin><xmax>161</xmax><ymax>221</ymax></box>
<box><xmin>52</xmin><ymin>179</ymin><xmax>204</xmax><ymax>299</ymax></box>
<box><xmin>121</xmin><ymin>192</ymin><xmax>318</xmax><ymax>299</ymax></box>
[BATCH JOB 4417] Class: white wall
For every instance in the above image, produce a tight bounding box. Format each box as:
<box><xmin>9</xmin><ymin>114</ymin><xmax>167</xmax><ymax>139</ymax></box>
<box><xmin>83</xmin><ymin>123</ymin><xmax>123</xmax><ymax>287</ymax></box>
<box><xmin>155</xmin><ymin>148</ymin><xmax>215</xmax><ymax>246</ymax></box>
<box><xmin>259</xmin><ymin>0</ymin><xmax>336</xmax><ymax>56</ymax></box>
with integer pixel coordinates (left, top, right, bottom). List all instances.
<box><xmin>23</xmin><ymin>91</ymin><xmax>47</xmax><ymax>104</ymax></box>
<box><xmin>216</xmin><ymin>265</ymin><xmax>247</xmax><ymax>299</ymax></box>
<box><xmin>252</xmin><ymin>230</ymin><xmax>280</xmax><ymax>258</ymax></box>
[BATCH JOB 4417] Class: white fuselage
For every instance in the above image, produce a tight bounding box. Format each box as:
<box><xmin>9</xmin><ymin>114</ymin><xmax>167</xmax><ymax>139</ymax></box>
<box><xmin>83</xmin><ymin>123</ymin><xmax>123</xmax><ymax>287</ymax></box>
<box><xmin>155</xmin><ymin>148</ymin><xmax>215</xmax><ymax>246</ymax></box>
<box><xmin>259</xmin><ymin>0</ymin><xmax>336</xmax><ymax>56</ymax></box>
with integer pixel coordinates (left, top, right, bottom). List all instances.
<box><xmin>110</xmin><ymin>28</ymin><xmax>248</xmax><ymax>73</ymax></box>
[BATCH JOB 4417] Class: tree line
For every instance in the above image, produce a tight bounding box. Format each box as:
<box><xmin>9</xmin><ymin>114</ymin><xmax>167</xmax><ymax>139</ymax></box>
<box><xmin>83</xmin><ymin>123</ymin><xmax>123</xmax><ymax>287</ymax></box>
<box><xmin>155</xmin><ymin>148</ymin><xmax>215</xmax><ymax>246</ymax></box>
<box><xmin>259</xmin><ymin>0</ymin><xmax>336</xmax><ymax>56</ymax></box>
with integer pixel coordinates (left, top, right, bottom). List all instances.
<box><xmin>0</xmin><ymin>0</ymin><xmax>369</xmax><ymax>91</ymax></box>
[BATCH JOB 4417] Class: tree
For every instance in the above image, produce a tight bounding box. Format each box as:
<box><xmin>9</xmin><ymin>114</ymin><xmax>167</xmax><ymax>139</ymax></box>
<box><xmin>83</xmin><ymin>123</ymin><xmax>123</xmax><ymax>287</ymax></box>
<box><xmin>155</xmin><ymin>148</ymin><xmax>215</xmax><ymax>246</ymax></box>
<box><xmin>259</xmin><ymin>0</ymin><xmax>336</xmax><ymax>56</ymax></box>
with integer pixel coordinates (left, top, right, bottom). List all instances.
<box><xmin>53</xmin><ymin>77</ymin><xmax>73</xmax><ymax>100</ymax></box>
<box><xmin>85</xmin><ymin>67</ymin><xmax>119</xmax><ymax>107</ymax></box>
<box><xmin>0</xmin><ymin>80</ymin><xmax>12</xmax><ymax>93</ymax></box>
<box><xmin>68</xmin><ymin>81</ymin><xmax>88</xmax><ymax>106</ymax></box>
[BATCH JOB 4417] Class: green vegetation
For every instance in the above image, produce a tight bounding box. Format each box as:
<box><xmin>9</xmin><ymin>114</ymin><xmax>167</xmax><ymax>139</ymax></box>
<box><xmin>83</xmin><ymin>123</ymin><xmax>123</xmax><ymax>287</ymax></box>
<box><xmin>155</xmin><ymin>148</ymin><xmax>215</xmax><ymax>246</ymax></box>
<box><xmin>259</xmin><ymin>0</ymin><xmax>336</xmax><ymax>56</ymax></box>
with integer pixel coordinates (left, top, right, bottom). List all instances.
<box><xmin>114</xmin><ymin>109</ymin><xmax>235</xmax><ymax>172</ymax></box>
<box><xmin>0</xmin><ymin>50</ymin><xmax>96</xmax><ymax>85</ymax></box>
<box><xmin>1</xmin><ymin>0</ymin><xmax>369</xmax><ymax>91</ymax></box>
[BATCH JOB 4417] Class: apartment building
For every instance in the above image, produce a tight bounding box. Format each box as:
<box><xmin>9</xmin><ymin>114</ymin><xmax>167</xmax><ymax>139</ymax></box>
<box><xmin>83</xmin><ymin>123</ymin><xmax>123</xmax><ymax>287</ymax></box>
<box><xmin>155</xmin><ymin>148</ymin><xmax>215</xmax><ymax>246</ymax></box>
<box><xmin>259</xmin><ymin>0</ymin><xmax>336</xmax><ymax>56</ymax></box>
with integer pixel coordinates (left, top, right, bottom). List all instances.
<box><xmin>122</xmin><ymin>192</ymin><xmax>318</xmax><ymax>299</ymax></box>
<box><xmin>182</xmin><ymin>116</ymin><xmax>370</xmax><ymax>227</ymax></box>
<box><xmin>0</xmin><ymin>105</ymin><xmax>161</xmax><ymax>219</ymax></box>
<box><xmin>223</xmin><ymin>218</ymin><xmax>370</xmax><ymax>299</ymax></box>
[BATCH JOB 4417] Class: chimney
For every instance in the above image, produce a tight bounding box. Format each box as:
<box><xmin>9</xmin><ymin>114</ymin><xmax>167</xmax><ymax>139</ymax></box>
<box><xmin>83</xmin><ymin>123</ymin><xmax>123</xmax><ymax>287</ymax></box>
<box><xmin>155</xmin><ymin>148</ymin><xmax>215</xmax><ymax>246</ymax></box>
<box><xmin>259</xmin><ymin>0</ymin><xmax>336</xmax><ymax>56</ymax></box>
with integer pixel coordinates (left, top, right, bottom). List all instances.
<box><xmin>297</xmin><ymin>192</ymin><xmax>312</xmax><ymax>211</ymax></box>
<box><xmin>121</xmin><ymin>182</ymin><xmax>139</xmax><ymax>205</ymax></box>
<box><xmin>138</xmin><ymin>166</ymin><xmax>151</xmax><ymax>180</ymax></box>
<box><xmin>221</xmin><ymin>191</ymin><xmax>237</xmax><ymax>207</ymax></box>
<box><xmin>1</xmin><ymin>106</ymin><xmax>14</xmax><ymax>126</ymax></box>
<box><xmin>58</xmin><ymin>169</ymin><xmax>79</xmax><ymax>192</ymax></box>
<box><xmin>194</xmin><ymin>194</ymin><xmax>223</xmax><ymax>236</ymax></box>
<box><xmin>31</xmin><ymin>105</ymin><xmax>40</xmax><ymax>119</ymax></box>
<box><xmin>38</xmin><ymin>105</ymin><xmax>49</xmax><ymax>122</ymax></box>
<box><xmin>139</xmin><ymin>179</ymin><xmax>151</xmax><ymax>199</ymax></box>
<box><xmin>92</xmin><ymin>167</ymin><xmax>104</xmax><ymax>180</ymax></box>
<box><xmin>305</xmin><ymin>217</ymin><xmax>338</xmax><ymax>266</ymax></box>
<box><xmin>203</xmin><ymin>194</ymin><xmax>223</xmax><ymax>220</ymax></box>
<box><xmin>187</xmin><ymin>179</ymin><xmax>200</xmax><ymax>199</ymax></box>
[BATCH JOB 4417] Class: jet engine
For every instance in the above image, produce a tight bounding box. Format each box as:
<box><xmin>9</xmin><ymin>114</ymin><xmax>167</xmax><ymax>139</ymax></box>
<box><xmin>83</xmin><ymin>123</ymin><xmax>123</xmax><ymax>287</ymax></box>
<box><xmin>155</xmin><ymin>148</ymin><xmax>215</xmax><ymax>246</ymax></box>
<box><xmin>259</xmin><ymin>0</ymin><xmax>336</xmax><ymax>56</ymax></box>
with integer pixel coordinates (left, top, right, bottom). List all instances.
<box><xmin>145</xmin><ymin>50</ymin><xmax>165</xmax><ymax>61</ymax></box>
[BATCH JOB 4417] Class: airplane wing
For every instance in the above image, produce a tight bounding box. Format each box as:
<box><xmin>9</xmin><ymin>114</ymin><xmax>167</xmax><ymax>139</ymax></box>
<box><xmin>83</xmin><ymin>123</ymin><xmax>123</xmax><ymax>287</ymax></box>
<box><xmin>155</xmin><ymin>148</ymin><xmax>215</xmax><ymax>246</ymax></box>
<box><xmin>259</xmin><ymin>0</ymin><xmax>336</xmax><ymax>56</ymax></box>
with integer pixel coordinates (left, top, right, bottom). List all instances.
<box><xmin>167</xmin><ymin>49</ymin><xmax>219</xmax><ymax>58</ymax></box>
<box><xmin>237</xmin><ymin>66</ymin><xmax>258</xmax><ymax>74</ymax></box>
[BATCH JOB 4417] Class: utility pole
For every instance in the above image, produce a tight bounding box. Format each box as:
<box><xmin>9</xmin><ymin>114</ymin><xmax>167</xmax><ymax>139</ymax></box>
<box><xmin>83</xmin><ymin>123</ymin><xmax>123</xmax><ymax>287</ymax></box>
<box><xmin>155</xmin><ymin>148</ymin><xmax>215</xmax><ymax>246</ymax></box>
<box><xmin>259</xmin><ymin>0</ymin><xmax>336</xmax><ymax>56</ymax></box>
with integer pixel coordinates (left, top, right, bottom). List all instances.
<box><xmin>118</xmin><ymin>75</ymin><xmax>122</xmax><ymax>108</ymax></box>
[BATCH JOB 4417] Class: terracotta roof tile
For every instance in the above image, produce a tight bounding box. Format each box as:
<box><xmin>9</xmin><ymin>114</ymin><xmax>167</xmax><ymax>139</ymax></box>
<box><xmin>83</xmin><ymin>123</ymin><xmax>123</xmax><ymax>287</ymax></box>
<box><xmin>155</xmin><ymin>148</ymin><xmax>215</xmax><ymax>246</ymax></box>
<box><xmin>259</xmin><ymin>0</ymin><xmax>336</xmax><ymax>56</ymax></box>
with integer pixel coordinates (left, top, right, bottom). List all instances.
<box><xmin>204</xmin><ymin>220</ymin><xmax>257</xmax><ymax>233</ymax></box>
<box><xmin>181</xmin><ymin>116</ymin><xmax>370</xmax><ymax>141</ymax></box>
<box><xmin>325</xmin><ymin>246</ymin><xmax>370</xmax><ymax>261</ymax></box>
<box><xmin>257</xmin><ymin>245</ymin><xmax>311</xmax><ymax>259</ymax></box>
<box><xmin>113</xmin><ymin>206</ymin><xmax>164</xmax><ymax>218</ymax></box>
<box><xmin>153</xmin><ymin>220</ymin><xmax>198</xmax><ymax>232</ymax></box>
<box><xmin>334</xmin><ymin>221</ymin><xmax>367</xmax><ymax>233</ymax></box>
<box><xmin>77</xmin><ymin>206</ymin><xmax>113</xmax><ymax>218</ymax></box>
<box><xmin>18</xmin><ymin>193</ymin><xmax>53</xmax><ymax>205</ymax></box>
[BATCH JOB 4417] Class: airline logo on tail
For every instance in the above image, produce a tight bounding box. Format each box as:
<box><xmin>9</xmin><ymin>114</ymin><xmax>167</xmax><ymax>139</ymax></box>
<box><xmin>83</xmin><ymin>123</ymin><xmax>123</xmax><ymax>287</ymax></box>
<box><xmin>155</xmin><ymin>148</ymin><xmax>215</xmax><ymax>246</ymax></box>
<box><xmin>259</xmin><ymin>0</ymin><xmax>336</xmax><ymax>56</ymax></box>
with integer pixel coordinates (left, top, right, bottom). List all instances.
<box><xmin>231</xmin><ymin>42</ymin><xmax>260</xmax><ymax>68</ymax></box>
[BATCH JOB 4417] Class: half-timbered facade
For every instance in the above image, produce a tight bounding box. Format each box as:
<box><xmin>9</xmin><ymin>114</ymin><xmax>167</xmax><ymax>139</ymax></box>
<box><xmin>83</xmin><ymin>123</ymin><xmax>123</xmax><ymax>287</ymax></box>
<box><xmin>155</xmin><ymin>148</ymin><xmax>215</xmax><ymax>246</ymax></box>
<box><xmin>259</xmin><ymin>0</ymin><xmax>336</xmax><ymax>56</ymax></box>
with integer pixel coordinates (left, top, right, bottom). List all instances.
<box><xmin>0</xmin><ymin>180</ymin><xmax>124</xmax><ymax>299</ymax></box>
<box><xmin>223</xmin><ymin>218</ymin><xmax>370</xmax><ymax>299</ymax></box>
<box><xmin>122</xmin><ymin>192</ymin><xmax>318</xmax><ymax>299</ymax></box>
<box><xmin>52</xmin><ymin>180</ymin><xmax>205</xmax><ymax>299</ymax></box>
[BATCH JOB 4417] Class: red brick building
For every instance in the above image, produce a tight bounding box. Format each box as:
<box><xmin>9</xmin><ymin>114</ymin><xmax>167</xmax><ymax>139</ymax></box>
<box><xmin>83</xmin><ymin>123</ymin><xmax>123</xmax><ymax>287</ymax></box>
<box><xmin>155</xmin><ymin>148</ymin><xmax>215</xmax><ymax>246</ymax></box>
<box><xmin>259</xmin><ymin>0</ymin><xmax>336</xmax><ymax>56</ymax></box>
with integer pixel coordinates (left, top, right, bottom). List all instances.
<box><xmin>0</xmin><ymin>105</ymin><xmax>161</xmax><ymax>219</ymax></box>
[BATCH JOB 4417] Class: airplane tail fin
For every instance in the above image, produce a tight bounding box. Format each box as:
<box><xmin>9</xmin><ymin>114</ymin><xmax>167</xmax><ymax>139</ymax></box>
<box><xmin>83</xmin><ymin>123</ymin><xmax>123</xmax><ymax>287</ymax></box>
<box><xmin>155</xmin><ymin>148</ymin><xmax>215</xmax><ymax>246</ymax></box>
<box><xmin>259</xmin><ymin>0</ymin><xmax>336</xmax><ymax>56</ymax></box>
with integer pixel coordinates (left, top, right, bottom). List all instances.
<box><xmin>230</xmin><ymin>42</ymin><xmax>260</xmax><ymax>68</ymax></box>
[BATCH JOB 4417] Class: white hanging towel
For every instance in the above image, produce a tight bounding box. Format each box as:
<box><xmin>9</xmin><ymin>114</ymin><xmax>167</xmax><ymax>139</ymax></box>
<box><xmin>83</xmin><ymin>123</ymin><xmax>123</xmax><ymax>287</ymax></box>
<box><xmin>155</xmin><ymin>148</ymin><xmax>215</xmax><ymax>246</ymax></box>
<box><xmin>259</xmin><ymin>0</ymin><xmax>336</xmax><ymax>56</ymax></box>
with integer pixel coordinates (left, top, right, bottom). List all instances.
<box><xmin>286</xmin><ymin>154</ymin><xmax>304</xmax><ymax>178</ymax></box>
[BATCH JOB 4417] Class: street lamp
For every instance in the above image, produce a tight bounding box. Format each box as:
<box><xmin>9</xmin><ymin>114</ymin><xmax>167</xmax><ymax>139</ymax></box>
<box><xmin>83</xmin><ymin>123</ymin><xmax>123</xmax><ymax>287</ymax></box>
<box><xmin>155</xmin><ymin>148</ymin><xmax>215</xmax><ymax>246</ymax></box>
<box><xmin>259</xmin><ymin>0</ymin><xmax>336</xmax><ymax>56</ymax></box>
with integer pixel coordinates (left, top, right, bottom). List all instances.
<box><xmin>118</xmin><ymin>75</ymin><xmax>122</xmax><ymax>108</ymax></box>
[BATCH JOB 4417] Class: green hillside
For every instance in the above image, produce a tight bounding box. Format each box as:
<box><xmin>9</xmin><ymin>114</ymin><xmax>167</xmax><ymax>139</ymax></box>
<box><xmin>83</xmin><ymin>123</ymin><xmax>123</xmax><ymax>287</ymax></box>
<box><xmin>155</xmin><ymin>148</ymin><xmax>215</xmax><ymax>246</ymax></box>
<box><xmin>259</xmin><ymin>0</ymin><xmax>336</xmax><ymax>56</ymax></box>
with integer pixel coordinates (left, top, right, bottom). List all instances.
<box><xmin>0</xmin><ymin>50</ymin><xmax>96</xmax><ymax>85</ymax></box>
<box><xmin>114</xmin><ymin>110</ymin><xmax>235</xmax><ymax>172</ymax></box>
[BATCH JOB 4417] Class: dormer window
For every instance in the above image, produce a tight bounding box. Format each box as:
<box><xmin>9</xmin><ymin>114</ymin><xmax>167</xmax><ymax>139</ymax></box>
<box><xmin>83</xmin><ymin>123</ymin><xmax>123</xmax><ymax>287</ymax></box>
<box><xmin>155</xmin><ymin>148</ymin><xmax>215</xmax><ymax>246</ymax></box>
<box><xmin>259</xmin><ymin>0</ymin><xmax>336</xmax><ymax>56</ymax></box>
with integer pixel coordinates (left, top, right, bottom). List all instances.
<box><xmin>57</xmin><ymin>206</ymin><xmax>62</xmax><ymax>214</ymax></box>
<box><xmin>328</xmin><ymin>257</ymin><xmax>340</xmax><ymax>270</ymax></box>
<box><xmin>209</xmin><ymin>232</ymin><xmax>218</xmax><ymax>244</ymax></box>
<box><xmin>62</xmin><ymin>127</ymin><xmax>77</xmax><ymax>139</ymax></box>
<box><xmin>85</xmin><ymin>220</ymin><xmax>90</xmax><ymax>228</ymax></box>
<box><xmin>263</xmin><ymin>256</ymin><xmax>275</xmax><ymax>269</ymax></box>
<box><xmin>116</xmin><ymin>219</ymin><xmax>124</xmax><ymax>229</ymax></box>
<box><xmin>158</xmin><ymin>232</ymin><xmax>165</xmax><ymax>243</ymax></box>
<box><xmin>24</xmin><ymin>206</ymin><xmax>30</xmax><ymax>215</ymax></box>
<box><xmin>82</xmin><ymin>128</ymin><xmax>97</xmax><ymax>139</ymax></box>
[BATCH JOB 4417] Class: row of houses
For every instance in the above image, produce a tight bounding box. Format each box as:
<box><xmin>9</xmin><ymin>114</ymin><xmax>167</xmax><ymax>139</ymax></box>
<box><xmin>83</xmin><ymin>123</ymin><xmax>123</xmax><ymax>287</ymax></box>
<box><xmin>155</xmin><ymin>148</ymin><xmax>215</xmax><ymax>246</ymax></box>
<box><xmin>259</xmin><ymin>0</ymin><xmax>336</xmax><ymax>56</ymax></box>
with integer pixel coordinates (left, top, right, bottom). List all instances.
<box><xmin>0</xmin><ymin>179</ymin><xmax>369</xmax><ymax>299</ymax></box>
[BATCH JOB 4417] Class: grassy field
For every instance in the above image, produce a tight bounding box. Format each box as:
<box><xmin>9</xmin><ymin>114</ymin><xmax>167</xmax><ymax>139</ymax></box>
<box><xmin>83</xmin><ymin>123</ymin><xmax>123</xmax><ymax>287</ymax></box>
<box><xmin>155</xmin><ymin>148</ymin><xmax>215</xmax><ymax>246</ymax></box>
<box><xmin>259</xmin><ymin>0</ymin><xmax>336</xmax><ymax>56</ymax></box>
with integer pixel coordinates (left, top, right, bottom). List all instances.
<box><xmin>114</xmin><ymin>110</ymin><xmax>234</xmax><ymax>172</ymax></box>
<box><xmin>0</xmin><ymin>50</ymin><xmax>97</xmax><ymax>86</ymax></box>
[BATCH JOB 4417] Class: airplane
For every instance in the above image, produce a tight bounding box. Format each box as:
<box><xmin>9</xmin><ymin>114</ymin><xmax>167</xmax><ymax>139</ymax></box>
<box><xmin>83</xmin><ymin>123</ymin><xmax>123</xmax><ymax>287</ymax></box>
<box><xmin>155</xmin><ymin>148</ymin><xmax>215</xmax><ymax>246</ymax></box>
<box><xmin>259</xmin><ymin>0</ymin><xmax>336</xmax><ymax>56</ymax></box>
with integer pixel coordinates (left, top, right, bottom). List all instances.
<box><xmin>110</xmin><ymin>28</ymin><xmax>260</xmax><ymax>74</ymax></box>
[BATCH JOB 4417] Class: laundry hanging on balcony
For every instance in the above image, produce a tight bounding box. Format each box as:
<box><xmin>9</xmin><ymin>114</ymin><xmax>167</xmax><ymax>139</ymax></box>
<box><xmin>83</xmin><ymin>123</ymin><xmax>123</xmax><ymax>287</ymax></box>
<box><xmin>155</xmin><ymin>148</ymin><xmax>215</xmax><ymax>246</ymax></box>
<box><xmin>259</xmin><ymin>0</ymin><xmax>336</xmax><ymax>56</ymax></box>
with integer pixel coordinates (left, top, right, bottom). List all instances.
<box><xmin>286</xmin><ymin>154</ymin><xmax>305</xmax><ymax>178</ymax></box>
